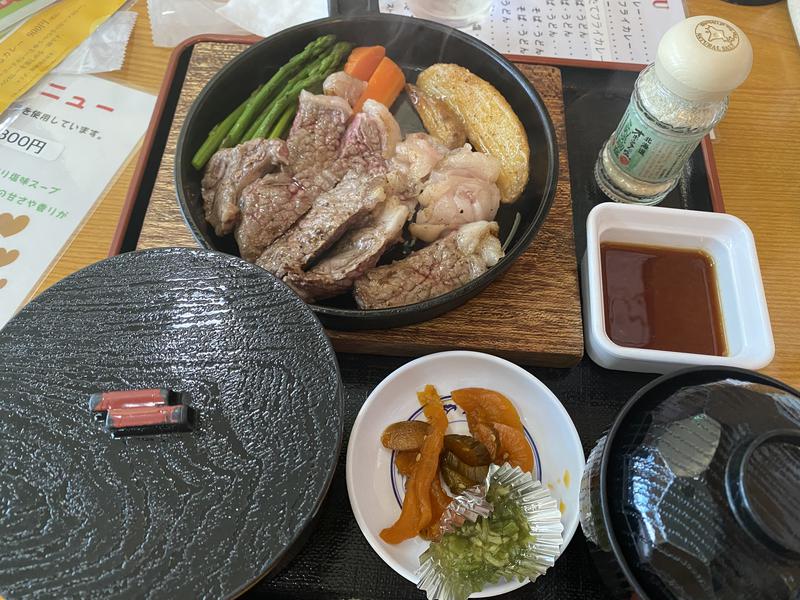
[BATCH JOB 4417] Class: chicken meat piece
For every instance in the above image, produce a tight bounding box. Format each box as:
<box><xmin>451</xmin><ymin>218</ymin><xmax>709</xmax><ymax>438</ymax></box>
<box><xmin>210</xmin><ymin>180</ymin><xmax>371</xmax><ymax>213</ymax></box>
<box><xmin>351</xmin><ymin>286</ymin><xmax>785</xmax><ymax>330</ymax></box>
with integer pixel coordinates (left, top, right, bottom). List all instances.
<box><xmin>392</xmin><ymin>133</ymin><xmax>449</xmax><ymax>183</ymax></box>
<box><xmin>409</xmin><ymin>145</ymin><xmax>502</xmax><ymax>242</ymax></box>
<box><xmin>323</xmin><ymin>71</ymin><xmax>368</xmax><ymax>107</ymax></box>
<box><xmin>410</xmin><ymin>175</ymin><xmax>501</xmax><ymax>243</ymax></box>
<box><xmin>284</xmin><ymin>200</ymin><xmax>409</xmax><ymax>302</ymax></box>
<box><xmin>235</xmin><ymin>172</ymin><xmax>308</xmax><ymax>261</ymax></box>
<box><xmin>385</xmin><ymin>133</ymin><xmax>449</xmax><ymax>213</ymax></box>
<box><xmin>256</xmin><ymin>172</ymin><xmax>387</xmax><ymax>278</ymax></box>
<box><xmin>353</xmin><ymin>220</ymin><xmax>504</xmax><ymax>309</ymax></box>
<box><xmin>288</xmin><ymin>91</ymin><xmax>353</xmax><ymax>196</ymax></box>
<box><xmin>201</xmin><ymin>139</ymin><xmax>289</xmax><ymax>235</ymax></box>
<box><xmin>434</xmin><ymin>144</ymin><xmax>502</xmax><ymax>182</ymax></box>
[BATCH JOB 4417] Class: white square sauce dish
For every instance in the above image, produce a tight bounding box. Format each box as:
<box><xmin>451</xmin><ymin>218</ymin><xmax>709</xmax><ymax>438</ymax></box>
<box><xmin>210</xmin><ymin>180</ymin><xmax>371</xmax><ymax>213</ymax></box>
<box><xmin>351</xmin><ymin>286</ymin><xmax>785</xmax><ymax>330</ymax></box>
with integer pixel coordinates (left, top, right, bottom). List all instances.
<box><xmin>582</xmin><ymin>203</ymin><xmax>774</xmax><ymax>374</ymax></box>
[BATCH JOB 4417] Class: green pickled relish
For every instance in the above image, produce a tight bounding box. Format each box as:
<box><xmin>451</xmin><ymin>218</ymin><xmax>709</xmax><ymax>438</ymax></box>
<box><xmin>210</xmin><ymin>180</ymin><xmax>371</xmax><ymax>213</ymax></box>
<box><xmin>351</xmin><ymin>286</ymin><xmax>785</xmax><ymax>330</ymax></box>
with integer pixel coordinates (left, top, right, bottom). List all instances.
<box><xmin>420</xmin><ymin>483</ymin><xmax>533</xmax><ymax>597</ymax></box>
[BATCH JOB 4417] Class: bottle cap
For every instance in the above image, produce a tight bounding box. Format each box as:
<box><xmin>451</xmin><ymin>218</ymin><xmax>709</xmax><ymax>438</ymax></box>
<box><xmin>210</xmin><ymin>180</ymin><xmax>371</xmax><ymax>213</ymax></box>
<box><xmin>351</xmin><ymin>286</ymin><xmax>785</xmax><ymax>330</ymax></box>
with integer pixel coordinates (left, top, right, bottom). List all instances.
<box><xmin>655</xmin><ymin>16</ymin><xmax>753</xmax><ymax>102</ymax></box>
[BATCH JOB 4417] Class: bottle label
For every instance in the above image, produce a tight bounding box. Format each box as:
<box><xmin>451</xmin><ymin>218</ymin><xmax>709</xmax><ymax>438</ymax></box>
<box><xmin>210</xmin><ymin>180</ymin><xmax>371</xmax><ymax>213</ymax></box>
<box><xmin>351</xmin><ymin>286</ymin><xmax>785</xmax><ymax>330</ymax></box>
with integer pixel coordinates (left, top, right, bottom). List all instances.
<box><xmin>610</xmin><ymin>102</ymin><xmax>705</xmax><ymax>183</ymax></box>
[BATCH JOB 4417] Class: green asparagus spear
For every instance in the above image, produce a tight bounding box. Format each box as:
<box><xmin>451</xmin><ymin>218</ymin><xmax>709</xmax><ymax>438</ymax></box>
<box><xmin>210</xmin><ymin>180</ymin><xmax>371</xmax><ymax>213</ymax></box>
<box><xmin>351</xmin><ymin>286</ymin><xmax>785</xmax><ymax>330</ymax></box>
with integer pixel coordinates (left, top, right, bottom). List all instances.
<box><xmin>248</xmin><ymin>42</ymin><xmax>353</xmax><ymax>141</ymax></box>
<box><xmin>268</xmin><ymin>104</ymin><xmax>297</xmax><ymax>139</ymax></box>
<box><xmin>220</xmin><ymin>34</ymin><xmax>335</xmax><ymax>150</ymax></box>
<box><xmin>191</xmin><ymin>89</ymin><xmax>257</xmax><ymax>171</ymax></box>
<box><xmin>241</xmin><ymin>47</ymin><xmax>333</xmax><ymax>142</ymax></box>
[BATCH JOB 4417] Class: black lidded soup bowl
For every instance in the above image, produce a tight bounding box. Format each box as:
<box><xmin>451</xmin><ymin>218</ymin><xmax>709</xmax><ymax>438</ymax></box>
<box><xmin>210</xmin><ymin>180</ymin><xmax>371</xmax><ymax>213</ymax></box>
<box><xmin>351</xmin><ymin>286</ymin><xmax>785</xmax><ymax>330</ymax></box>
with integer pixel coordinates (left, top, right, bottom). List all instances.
<box><xmin>580</xmin><ymin>366</ymin><xmax>800</xmax><ymax>600</ymax></box>
<box><xmin>175</xmin><ymin>14</ymin><xmax>558</xmax><ymax>330</ymax></box>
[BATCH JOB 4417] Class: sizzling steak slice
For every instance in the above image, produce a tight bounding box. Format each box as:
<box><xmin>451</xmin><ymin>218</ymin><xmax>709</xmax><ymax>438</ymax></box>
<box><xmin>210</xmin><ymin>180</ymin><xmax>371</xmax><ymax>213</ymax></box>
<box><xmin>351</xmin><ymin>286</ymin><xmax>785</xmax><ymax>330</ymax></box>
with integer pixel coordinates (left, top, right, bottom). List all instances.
<box><xmin>288</xmin><ymin>91</ymin><xmax>352</xmax><ymax>196</ymax></box>
<box><xmin>285</xmin><ymin>200</ymin><xmax>409</xmax><ymax>302</ymax></box>
<box><xmin>256</xmin><ymin>172</ymin><xmax>387</xmax><ymax>278</ymax></box>
<box><xmin>353</xmin><ymin>220</ymin><xmax>504</xmax><ymax>309</ymax></box>
<box><xmin>333</xmin><ymin>99</ymin><xmax>400</xmax><ymax>178</ymax></box>
<box><xmin>235</xmin><ymin>173</ymin><xmax>308</xmax><ymax>262</ymax></box>
<box><xmin>201</xmin><ymin>139</ymin><xmax>289</xmax><ymax>235</ymax></box>
<box><xmin>235</xmin><ymin>92</ymin><xmax>353</xmax><ymax>261</ymax></box>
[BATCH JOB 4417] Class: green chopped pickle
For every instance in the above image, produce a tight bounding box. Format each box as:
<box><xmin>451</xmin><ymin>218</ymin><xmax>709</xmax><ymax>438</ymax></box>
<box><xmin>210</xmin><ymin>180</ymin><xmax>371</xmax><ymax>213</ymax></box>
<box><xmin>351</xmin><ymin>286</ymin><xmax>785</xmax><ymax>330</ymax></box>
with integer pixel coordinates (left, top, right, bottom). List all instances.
<box><xmin>420</xmin><ymin>483</ymin><xmax>534</xmax><ymax>597</ymax></box>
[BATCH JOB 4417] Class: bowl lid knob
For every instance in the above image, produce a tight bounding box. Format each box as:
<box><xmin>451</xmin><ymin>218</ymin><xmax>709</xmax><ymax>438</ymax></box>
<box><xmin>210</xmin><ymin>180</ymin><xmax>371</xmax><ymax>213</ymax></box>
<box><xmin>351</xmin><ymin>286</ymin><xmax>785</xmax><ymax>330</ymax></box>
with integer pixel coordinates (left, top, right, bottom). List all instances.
<box><xmin>726</xmin><ymin>430</ymin><xmax>800</xmax><ymax>558</ymax></box>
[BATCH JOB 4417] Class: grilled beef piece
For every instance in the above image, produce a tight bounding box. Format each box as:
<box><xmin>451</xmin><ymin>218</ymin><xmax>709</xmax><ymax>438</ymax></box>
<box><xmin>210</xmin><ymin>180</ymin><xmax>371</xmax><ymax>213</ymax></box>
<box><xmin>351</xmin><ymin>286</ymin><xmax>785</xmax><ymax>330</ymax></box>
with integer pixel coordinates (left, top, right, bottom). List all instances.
<box><xmin>256</xmin><ymin>172</ymin><xmax>387</xmax><ymax>278</ymax></box>
<box><xmin>285</xmin><ymin>199</ymin><xmax>409</xmax><ymax>302</ymax></box>
<box><xmin>333</xmin><ymin>99</ymin><xmax>399</xmax><ymax>178</ymax></box>
<box><xmin>288</xmin><ymin>91</ymin><xmax>352</xmax><ymax>197</ymax></box>
<box><xmin>201</xmin><ymin>139</ymin><xmax>289</xmax><ymax>235</ymax></box>
<box><xmin>234</xmin><ymin>92</ymin><xmax>352</xmax><ymax>260</ymax></box>
<box><xmin>353</xmin><ymin>220</ymin><xmax>503</xmax><ymax>309</ymax></box>
<box><xmin>235</xmin><ymin>173</ymin><xmax>308</xmax><ymax>261</ymax></box>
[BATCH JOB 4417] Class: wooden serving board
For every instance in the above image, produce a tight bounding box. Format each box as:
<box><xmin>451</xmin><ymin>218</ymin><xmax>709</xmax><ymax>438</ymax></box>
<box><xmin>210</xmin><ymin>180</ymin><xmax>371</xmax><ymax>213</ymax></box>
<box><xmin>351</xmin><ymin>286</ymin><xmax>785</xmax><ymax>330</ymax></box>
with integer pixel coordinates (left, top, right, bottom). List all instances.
<box><xmin>136</xmin><ymin>41</ymin><xmax>583</xmax><ymax>367</ymax></box>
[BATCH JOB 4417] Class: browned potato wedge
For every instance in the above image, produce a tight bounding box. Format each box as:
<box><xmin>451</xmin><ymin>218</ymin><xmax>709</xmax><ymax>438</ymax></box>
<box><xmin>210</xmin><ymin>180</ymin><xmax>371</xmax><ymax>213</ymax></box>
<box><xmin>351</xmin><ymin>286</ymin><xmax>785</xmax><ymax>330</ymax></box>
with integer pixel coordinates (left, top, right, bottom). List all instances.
<box><xmin>406</xmin><ymin>83</ymin><xmax>466</xmax><ymax>149</ymax></box>
<box><xmin>416</xmin><ymin>64</ymin><xmax>530</xmax><ymax>203</ymax></box>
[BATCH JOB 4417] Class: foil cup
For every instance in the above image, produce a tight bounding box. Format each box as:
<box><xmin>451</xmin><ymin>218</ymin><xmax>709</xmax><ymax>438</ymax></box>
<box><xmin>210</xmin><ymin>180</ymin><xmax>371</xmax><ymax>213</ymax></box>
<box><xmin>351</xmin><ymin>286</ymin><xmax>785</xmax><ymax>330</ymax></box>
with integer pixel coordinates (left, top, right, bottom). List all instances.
<box><xmin>417</xmin><ymin>463</ymin><xmax>564</xmax><ymax>600</ymax></box>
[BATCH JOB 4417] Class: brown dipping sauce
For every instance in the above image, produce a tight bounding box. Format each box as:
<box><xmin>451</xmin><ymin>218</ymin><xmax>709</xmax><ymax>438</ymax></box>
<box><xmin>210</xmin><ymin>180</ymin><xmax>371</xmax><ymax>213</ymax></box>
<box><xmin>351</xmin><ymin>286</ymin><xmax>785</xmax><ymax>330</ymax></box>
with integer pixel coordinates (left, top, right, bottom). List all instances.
<box><xmin>601</xmin><ymin>242</ymin><xmax>727</xmax><ymax>356</ymax></box>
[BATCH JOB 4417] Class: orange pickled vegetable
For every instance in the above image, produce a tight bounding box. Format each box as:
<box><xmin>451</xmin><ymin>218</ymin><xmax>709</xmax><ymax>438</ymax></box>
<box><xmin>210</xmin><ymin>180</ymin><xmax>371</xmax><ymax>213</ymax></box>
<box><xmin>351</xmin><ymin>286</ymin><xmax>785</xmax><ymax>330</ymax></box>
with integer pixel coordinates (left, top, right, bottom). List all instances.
<box><xmin>395</xmin><ymin>450</ymin><xmax>418</xmax><ymax>477</ymax></box>
<box><xmin>420</xmin><ymin>472</ymin><xmax>452</xmax><ymax>541</ymax></box>
<box><xmin>418</xmin><ymin>385</ymin><xmax>452</xmax><ymax>539</ymax></box>
<box><xmin>344</xmin><ymin>45</ymin><xmax>386</xmax><ymax>81</ymax></box>
<box><xmin>451</xmin><ymin>388</ymin><xmax>525</xmax><ymax>432</ymax></box>
<box><xmin>493</xmin><ymin>422</ymin><xmax>534</xmax><ymax>473</ymax></box>
<box><xmin>353</xmin><ymin>56</ymin><xmax>405</xmax><ymax>113</ymax></box>
<box><xmin>452</xmin><ymin>388</ymin><xmax>533</xmax><ymax>473</ymax></box>
<box><xmin>380</xmin><ymin>384</ymin><xmax>448</xmax><ymax>544</ymax></box>
<box><xmin>419</xmin><ymin>384</ymin><xmax>448</xmax><ymax>431</ymax></box>
<box><xmin>381</xmin><ymin>433</ymin><xmax>440</xmax><ymax>543</ymax></box>
<box><xmin>471</xmin><ymin>422</ymin><xmax>499</xmax><ymax>462</ymax></box>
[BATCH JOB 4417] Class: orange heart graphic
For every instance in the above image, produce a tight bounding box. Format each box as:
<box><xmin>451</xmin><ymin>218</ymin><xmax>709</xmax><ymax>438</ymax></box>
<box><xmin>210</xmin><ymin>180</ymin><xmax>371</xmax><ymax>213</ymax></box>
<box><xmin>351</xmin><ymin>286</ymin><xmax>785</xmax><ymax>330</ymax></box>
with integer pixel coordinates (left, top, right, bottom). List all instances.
<box><xmin>0</xmin><ymin>248</ymin><xmax>19</xmax><ymax>267</ymax></box>
<box><xmin>0</xmin><ymin>279</ymin><xmax>6</xmax><ymax>289</ymax></box>
<box><xmin>0</xmin><ymin>213</ymin><xmax>29</xmax><ymax>238</ymax></box>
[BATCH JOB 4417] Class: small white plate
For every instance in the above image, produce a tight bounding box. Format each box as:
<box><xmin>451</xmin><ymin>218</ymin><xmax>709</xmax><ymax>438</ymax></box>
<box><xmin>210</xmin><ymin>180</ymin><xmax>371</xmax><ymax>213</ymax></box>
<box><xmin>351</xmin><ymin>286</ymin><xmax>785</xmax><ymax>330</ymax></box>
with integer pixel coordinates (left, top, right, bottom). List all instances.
<box><xmin>346</xmin><ymin>351</ymin><xmax>585</xmax><ymax>597</ymax></box>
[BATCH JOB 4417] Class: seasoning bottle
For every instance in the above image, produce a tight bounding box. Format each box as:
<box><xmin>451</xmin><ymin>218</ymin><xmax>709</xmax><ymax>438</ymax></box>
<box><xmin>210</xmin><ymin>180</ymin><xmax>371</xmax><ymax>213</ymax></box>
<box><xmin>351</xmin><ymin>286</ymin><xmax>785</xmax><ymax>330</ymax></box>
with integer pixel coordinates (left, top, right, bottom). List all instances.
<box><xmin>595</xmin><ymin>16</ymin><xmax>753</xmax><ymax>205</ymax></box>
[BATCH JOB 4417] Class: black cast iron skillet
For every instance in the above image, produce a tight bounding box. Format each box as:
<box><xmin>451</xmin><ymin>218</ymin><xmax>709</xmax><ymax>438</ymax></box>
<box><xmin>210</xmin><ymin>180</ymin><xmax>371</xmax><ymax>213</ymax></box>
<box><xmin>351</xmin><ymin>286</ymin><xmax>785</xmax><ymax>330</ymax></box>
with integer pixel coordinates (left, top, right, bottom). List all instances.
<box><xmin>176</xmin><ymin>13</ymin><xmax>558</xmax><ymax>330</ymax></box>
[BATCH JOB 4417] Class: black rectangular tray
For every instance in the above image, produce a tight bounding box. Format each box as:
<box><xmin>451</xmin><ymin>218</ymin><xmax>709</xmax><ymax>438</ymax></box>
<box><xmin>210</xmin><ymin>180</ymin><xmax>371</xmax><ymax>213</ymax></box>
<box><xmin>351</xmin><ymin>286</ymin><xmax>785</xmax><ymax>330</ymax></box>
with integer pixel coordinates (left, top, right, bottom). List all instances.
<box><xmin>109</xmin><ymin>9</ymin><xmax>724</xmax><ymax>597</ymax></box>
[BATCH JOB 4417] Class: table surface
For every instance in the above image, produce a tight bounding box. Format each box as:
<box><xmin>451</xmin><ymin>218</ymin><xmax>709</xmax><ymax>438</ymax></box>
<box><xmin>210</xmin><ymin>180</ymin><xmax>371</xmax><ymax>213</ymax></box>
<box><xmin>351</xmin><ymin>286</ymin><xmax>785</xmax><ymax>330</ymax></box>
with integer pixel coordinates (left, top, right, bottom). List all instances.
<box><xmin>32</xmin><ymin>1</ymin><xmax>800</xmax><ymax>387</ymax></box>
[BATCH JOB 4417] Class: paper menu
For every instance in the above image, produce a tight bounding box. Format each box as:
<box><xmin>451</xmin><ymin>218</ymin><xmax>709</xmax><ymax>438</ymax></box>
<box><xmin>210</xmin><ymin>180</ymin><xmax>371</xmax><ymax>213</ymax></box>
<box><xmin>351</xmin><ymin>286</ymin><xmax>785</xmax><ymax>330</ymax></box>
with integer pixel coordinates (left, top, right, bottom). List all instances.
<box><xmin>379</xmin><ymin>0</ymin><xmax>685</xmax><ymax>64</ymax></box>
<box><xmin>0</xmin><ymin>74</ymin><xmax>155</xmax><ymax>328</ymax></box>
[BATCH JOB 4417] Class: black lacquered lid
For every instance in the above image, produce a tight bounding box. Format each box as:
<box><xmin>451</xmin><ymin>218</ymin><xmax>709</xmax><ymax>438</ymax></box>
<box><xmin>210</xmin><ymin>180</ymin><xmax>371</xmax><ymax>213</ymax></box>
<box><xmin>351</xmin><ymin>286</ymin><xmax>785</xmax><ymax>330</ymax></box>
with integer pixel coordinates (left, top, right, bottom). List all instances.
<box><xmin>601</xmin><ymin>368</ymin><xmax>800</xmax><ymax>600</ymax></box>
<box><xmin>0</xmin><ymin>248</ymin><xmax>343</xmax><ymax>599</ymax></box>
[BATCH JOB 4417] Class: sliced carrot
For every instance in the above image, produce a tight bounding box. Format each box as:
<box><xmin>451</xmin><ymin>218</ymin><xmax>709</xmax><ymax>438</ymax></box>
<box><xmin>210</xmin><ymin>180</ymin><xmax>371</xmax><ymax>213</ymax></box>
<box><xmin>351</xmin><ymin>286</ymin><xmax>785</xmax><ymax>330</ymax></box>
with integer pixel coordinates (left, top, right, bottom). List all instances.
<box><xmin>344</xmin><ymin>45</ymin><xmax>386</xmax><ymax>81</ymax></box>
<box><xmin>353</xmin><ymin>56</ymin><xmax>405</xmax><ymax>113</ymax></box>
